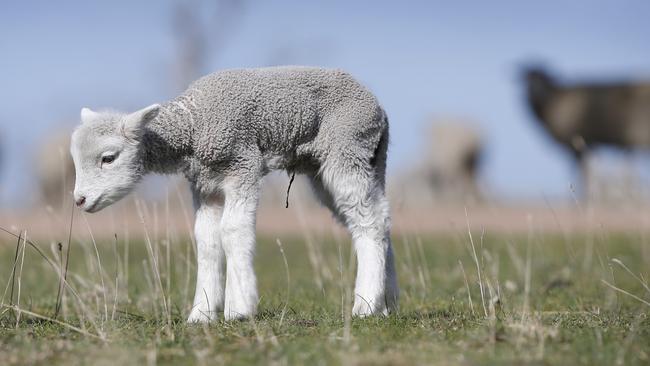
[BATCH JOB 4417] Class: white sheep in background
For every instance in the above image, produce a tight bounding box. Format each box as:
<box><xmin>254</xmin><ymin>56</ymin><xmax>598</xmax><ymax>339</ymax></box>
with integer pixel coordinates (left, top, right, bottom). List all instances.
<box><xmin>70</xmin><ymin>66</ymin><xmax>398</xmax><ymax>322</ymax></box>
<box><xmin>426</xmin><ymin>122</ymin><xmax>483</xmax><ymax>202</ymax></box>
<box><xmin>392</xmin><ymin>121</ymin><xmax>484</xmax><ymax>207</ymax></box>
<box><xmin>35</xmin><ymin>132</ymin><xmax>75</xmax><ymax>209</ymax></box>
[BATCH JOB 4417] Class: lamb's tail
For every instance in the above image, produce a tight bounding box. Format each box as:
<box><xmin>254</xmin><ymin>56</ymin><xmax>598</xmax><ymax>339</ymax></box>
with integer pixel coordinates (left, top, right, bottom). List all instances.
<box><xmin>371</xmin><ymin>111</ymin><xmax>389</xmax><ymax>187</ymax></box>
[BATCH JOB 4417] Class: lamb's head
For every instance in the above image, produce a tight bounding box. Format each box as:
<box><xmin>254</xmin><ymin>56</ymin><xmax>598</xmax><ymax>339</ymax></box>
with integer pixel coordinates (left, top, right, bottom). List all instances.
<box><xmin>70</xmin><ymin>104</ymin><xmax>159</xmax><ymax>212</ymax></box>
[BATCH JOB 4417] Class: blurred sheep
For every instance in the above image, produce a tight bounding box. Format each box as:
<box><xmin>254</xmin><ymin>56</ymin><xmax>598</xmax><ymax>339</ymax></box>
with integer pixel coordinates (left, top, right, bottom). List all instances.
<box><xmin>35</xmin><ymin>132</ymin><xmax>75</xmax><ymax>209</ymax></box>
<box><xmin>395</xmin><ymin>121</ymin><xmax>484</xmax><ymax>206</ymax></box>
<box><xmin>426</xmin><ymin>122</ymin><xmax>484</xmax><ymax>202</ymax></box>
<box><xmin>524</xmin><ymin>66</ymin><xmax>650</xmax><ymax>195</ymax></box>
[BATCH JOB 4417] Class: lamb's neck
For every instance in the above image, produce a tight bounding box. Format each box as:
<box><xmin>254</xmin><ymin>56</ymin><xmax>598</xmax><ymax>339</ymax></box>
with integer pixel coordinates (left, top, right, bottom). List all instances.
<box><xmin>141</xmin><ymin>96</ymin><xmax>196</xmax><ymax>175</ymax></box>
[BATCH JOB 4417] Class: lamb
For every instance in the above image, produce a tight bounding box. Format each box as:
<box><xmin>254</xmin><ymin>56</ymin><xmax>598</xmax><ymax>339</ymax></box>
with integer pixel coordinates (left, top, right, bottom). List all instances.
<box><xmin>70</xmin><ymin>66</ymin><xmax>399</xmax><ymax>322</ymax></box>
<box><xmin>524</xmin><ymin>67</ymin><xmax>650</xmax><ymax>194</ymax></box>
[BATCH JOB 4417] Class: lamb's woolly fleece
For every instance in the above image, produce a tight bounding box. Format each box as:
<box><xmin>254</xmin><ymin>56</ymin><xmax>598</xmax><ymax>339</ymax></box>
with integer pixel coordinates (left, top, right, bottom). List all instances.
<box><xmin>143</xmin><ymin>66</ymin><xmax>388</xmax><ymax>195</ymax></box>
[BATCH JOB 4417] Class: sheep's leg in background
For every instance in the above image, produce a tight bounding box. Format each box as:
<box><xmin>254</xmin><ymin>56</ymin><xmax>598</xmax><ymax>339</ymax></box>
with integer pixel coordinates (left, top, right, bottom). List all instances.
<box><xmin>570</xmin><ymin>136</ymin><xmax>590</xmax><ymax>202</ymax></box>
<box><xmin>187</xmin><ymin>190</ymin><xmax>226</xmax><ymax>323</ymax></box>
<box><xmin>621</xmin><ymin>149</ymin><xmax>638</xmax><ymax>202</ymax></box>
<box><xmin>573</xmin><ymin>150</ymin><xmax>591</xmax><ymax>202</ymax></box>
<box><xmin>320</xmin><ymin>161</ymin><xmax>398</xmax><ymax>316</ymax></box>
<box><xmin>221</xmin><ymin>174</ymin><xmax>261</xmax><ymax>320</ymax></box>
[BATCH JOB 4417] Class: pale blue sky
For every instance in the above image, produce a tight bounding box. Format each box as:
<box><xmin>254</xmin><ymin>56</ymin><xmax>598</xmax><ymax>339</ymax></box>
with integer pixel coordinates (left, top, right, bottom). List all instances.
<box><xmin>1</xmin><ymin>0</ymin><xmax>649</xmax><ymax>206</ymax></box>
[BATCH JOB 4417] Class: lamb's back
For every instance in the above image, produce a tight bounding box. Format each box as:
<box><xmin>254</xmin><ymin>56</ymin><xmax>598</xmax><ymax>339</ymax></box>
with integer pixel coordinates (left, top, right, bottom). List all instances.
<box><xmin>186</xmin><ymin>66</ymin><xmax>382</xmax><ymax>164</ymax></box>
<box><xmin>189</xmin><ymin>66</ymin><xmax>375</xmax><ymax>116</ymax></box>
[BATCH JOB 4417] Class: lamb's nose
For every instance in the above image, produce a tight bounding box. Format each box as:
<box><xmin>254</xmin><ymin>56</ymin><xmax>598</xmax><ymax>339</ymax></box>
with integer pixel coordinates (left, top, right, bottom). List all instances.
<box><xmin>75</xmin><ymin>196</ymin><xmax>86</xmax><ymax>207</ymax></box>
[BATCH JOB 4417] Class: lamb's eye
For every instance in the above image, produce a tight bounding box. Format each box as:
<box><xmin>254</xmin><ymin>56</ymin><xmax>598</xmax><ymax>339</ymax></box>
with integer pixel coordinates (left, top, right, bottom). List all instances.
<box><xmin>101</xmin><ymin>154</ymin><xmax>116</xmax><ymax>165</ymax></box>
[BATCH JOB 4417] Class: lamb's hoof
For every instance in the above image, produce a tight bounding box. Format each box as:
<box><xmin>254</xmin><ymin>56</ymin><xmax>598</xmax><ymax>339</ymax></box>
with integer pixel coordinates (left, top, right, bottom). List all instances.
<box><xmin>223</xmin><ymin>308</ymin><xmax>256</xmax><ymax>321</ymax></box>
<box><xmin>352</xmin><ymin>297</ymin><xmax>388</xmax><ymax>317</ymax></box>
<box><xmin>187</xmin><ymin>309</ymin><xmax>218</xmax><ymax>323</ymax></box>
<box><xmin>385</xmin><ymin>289</ymin><xmax>400</xmax><ymax>314</ymax></box>
<box><xmin>224</xmin><ymin>297</ymin><xmax>257</xmax><ymax>321</ymax></box>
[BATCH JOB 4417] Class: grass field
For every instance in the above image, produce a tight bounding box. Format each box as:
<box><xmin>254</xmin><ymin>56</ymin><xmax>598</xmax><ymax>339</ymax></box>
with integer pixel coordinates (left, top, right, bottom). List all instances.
<box><xmin>0</xmin><ymin>223</ymin><xmax>649</xmax><ymax>365</ymax></box>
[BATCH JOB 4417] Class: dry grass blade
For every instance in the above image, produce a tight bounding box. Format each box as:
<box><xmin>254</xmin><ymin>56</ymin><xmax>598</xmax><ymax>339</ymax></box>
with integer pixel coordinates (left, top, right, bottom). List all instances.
<box><xmin>610</xmin><ymin>258</ymin><xmax>650</xmax><ymax>294</ymax></box>
<box><xmin>458</xmin><ymin>259</ymin><xmax>475</xmax><ymax>316</ymax></box>
<box><xmin>55</xmin><ymin>199</ymin><xmax>75</xmax><ymax>319</ymax></box>
<box><xmin>135</xmin><ymin>199</ymin><xmax>172</xmax><ymax>331</ymax></box>
<box><xmin>465</xmin><ymin>207</ymin><xmax>488</xmax><ymax>318</ymax></box>
<box><xmin>275</xmin><ymin>239</ymin><xmax>291</xmax><ymax>328</ymax></box>
<box><xmin>1</xmin><ymin>304</ymin><xmax>106</xmax><ymax>341</ymax></box>
<box><xmin>601</xmin><ymin>280</ymin><xmax>650</xmax><ymax>307</ymax></box>
<box><xmin>111</xmin><ymin>234</ymin><xmax>120</xmax><ymax>321</ymax></box>
<box><xmin>1</xmin><ymin>231</ymin><xmax>22</xmax><ymax>307</ymax></box>
<box><xmin>82</xmin><ymin>212</ymin><xmax>109</xmax><ymax>323</ymax></box>
<box><xmin>14</xmin><ymin>231</ymin><xmax>27</xmax><ymax>328</ymax></box>
<box><xmin>0</xmin><ymin>226</ymin><xmax>105</xmax><ymax>338</ymax></box>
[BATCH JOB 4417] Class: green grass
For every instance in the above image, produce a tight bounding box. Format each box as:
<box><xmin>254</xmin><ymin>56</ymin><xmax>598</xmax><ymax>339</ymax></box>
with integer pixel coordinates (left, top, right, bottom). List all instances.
<box><xmin>0</xmin><ymin>227</ymin><xmax>649</xmax><ymax>365</ymax></box>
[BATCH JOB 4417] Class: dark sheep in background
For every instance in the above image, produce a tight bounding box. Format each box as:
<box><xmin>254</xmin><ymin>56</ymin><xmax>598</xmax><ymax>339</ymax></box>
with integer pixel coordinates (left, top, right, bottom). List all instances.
<box><xmin>523</xmin><ymin>66</ymin><xmax>650</xmax><ymax>195</ymax></box>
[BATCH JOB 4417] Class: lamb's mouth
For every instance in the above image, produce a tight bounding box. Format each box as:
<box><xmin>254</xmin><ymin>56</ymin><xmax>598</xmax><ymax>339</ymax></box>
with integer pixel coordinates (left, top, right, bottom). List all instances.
<box><xmin>84</xmin><ymin>197</ymin><xmax>102</xmax><ymax>213</ymax></box>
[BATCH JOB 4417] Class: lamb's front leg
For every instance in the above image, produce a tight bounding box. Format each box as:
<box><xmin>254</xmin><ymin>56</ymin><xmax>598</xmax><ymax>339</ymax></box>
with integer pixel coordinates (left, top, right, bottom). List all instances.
<box><xmin>221</xmin><ymin>181</ymin><xmax>260</xmax><ymax>320</ymax></box>
<box><xmin>188</xmin><ymin>194</ymin><xmax>226</xmax><ymax>323</ymax></box>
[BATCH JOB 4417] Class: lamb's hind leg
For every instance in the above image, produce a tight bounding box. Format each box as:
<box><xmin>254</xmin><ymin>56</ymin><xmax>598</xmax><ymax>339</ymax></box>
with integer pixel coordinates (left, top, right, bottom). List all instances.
<box><xmin>220</xmin><ymin>176</ymin><xmax>261</xmax><ymax>320</ymax></box>
<box><xmin>318</xmin><ymin>164</ymin><xmax>399</xmax><ymax>316</ymax></box>
<box><xmin>188</xmin><ymin>191</ymin><xmax>226</xmax><ymax>323</ymax></box>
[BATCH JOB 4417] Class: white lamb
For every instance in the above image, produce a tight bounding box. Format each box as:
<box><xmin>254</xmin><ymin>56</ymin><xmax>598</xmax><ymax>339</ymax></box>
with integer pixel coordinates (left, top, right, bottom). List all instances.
<box><xmin>70</xmin><ymin>66</ymin><xmax>398</xmax><ymax>322</ymax></box>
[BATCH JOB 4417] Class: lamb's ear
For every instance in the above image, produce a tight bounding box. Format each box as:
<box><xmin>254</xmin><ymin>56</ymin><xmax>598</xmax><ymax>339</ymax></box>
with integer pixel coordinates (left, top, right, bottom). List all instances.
<box><xmin>122</xmin><ymin>104</ymin><xmax>160</xmax><ymax>139</ymax></box>
<box><xmin>80</xmin><ymin>107</ymin><xmax>100</xmax><ymax>123</ymax></box>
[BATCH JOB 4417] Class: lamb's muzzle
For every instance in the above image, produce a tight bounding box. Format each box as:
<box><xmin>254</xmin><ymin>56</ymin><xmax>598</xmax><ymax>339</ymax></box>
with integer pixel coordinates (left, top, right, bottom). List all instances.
<box><xmin>74</xmin><ymin>195</ymin><xmax>85</xmax><ymax>207</ymax></box>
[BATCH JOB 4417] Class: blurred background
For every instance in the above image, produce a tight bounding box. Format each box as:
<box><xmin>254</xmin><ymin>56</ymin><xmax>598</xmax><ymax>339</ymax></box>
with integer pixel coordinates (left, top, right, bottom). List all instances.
<box><xmin>1</xmin><ymin>0</ymin><xmax>650</xmax><ymax>237</ymax></box>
